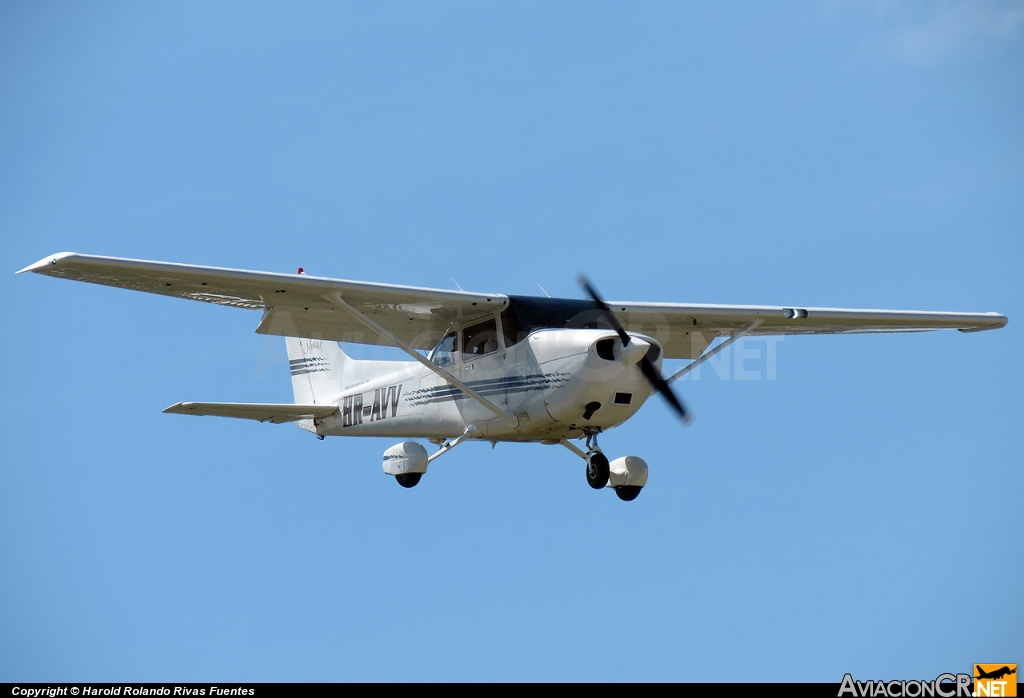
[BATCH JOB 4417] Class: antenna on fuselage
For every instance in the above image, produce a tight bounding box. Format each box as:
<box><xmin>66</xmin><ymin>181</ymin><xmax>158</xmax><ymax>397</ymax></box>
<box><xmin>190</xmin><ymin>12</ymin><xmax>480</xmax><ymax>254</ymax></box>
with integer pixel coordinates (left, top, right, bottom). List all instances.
<box><xmin>537</xmin><ymin>283</ymin><xmax>551</xmax><ymax>298</ymax></box>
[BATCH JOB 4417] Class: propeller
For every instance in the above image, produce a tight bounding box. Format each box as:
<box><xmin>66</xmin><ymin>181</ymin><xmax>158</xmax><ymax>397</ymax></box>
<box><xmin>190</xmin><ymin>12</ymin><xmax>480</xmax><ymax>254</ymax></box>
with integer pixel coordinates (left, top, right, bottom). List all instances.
<box><xmin>578</xmin><ymin>275</ymin><xmax>693</xmax><ymax>425</ymax></box>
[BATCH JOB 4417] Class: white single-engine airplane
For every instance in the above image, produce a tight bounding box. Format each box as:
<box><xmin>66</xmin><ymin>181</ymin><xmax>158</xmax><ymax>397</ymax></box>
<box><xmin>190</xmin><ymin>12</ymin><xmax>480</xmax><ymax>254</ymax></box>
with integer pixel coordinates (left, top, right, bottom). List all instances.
<box><xmin>19</xmin><ymin>252</ymin><xmax>1008</xmax><ymax>501</ymax></box>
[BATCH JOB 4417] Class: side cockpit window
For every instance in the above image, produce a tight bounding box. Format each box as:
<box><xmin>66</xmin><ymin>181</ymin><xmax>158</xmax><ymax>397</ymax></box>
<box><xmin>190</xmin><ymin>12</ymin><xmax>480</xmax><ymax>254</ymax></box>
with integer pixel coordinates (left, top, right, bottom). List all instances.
<box><xmin>431</xmin><ymin>332</ymin><xmax>459</xmax><ymax>367</ymax></box>
<box><xmin>462</xmin><ymin>319</ymin><xmax>498</xmax><ymax>359</ymax></box>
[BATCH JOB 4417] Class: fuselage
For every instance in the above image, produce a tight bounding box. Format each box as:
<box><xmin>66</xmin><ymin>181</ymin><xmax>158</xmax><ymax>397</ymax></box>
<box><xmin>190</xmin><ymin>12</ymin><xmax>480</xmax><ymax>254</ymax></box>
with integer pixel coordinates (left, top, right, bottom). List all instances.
<box><xmin>312</xmin><ymin>328</ymin><xmax>661</xmax><ymax>442</ymax></box>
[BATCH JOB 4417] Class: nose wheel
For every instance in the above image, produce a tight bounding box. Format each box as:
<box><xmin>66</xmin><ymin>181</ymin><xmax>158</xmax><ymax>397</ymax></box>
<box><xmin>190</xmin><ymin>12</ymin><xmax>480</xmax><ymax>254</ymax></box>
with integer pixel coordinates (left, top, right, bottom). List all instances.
<box><xmin>586</xmin><ymin>451</ymin><xmax>609</xmax><ymax>489</ymax></box>
<box><xmin>583</xmin><ymin>432</ymin><xmax>610</xmax><ymax>489</ymax></box>
<box><xmin>560</xmin><ymin>436</ymin><xmax>642</xmax><ymax>500</ymax></box>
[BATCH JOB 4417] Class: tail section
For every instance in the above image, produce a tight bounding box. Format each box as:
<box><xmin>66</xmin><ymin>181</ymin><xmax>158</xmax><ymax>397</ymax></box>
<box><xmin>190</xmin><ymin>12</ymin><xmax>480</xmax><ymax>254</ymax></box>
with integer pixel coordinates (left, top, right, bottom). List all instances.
<box><xmin>285</xmin><ymin>337</ymin><xmax>349</xmax><ymax>404</ymax></box>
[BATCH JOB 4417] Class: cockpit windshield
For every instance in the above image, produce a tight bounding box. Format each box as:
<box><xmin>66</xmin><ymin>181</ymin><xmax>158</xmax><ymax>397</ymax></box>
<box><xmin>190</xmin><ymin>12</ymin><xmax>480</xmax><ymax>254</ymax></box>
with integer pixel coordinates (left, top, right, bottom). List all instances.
<box><xmin>500</xmin><ymin>296</ymin><xmax>612</xmax><ymax>347</ymax></box>
<box><xmin>430</xmin><ymin>332</ymin><xmax>458</xmax><ymax>367</ymax></box>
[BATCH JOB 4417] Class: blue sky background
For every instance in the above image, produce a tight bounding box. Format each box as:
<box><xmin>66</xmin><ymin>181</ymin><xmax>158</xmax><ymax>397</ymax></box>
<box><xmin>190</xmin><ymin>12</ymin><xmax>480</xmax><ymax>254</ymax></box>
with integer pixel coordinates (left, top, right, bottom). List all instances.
<box><xmin>1</xmin><ymin>1</ymin><xmax>1021</xmax><ymax>682</ymax></box>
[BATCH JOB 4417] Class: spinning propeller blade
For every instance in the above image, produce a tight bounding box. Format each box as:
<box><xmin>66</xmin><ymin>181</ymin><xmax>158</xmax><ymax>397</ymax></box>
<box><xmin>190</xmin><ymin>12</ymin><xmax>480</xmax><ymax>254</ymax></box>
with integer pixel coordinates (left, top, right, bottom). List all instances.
<box><xmin>578</xmin><ymin>275</ymin><xmax>693</xmax><ymax>425</ymax></box>
<box><xmin>578</xmin><ymin>275</ymin><xmax>632</xmax><ymax>347</ymax></box>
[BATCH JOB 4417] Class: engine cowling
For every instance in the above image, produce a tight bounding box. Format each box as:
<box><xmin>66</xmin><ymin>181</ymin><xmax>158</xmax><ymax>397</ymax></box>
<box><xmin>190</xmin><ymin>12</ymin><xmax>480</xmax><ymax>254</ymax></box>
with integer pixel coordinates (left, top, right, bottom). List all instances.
<box><xmin>607</xmin><ymin>455</ymin><xmax>648</xmax><ymax>488</ymax></box>
<box><xmin>382</xmin><ymin>442</ymin><xmax>428</xmax><ymax>476</ymax></box>
<box><xmin>534</xmin><ymin>329</ymin><xmax>659</xmax><ymax>429</ymax></box>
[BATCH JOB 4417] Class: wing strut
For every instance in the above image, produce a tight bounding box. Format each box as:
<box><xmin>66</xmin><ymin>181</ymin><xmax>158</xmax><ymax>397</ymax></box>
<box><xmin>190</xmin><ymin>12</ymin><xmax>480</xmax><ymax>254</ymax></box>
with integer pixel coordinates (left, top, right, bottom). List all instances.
<box><xmin>323</xmin><ymin>292</ymin><xmax>518</xmax><ymax>428</ymax></box>
<box><xmin>666</xmin><ymin>321</ymin><xmax>763</xmax><ymax>385</ymax></box>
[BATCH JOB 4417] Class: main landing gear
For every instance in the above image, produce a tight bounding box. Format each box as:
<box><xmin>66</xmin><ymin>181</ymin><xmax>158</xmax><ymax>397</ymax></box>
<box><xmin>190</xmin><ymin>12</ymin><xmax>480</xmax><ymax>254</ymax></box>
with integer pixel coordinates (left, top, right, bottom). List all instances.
<box><xmin>614</xmin><ymin>486</ymin><xmax>641</xmax><ymax>501</ymax></box>
<box><xmin>382</xmin><ymin>426</ymin><xmax>477</xmax><ymax>489</ymax></box>
<box><xmin>395</xmin><ymin>473</ymin><xmax>423</xmax><ymax>488</ymax></box>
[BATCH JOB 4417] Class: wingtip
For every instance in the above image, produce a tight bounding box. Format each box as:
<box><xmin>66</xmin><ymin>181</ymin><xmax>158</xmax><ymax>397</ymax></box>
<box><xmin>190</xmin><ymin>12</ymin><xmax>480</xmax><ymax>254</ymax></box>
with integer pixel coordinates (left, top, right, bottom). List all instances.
<box><xmin>16</xmin><ymin>252</ymin><xmax>77</xmax><ymax>275</ymax></box>
<box><xmin>959</xmin><ymin>313</ymin><xmax>1009</xmax><ymax>332</ymax></box>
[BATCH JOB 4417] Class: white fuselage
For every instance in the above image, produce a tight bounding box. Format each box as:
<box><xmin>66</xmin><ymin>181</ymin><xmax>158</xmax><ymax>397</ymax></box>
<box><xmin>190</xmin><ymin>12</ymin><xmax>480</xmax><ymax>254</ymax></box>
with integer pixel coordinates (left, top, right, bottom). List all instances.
<box><xmin>313</xmin><ymin>329</ymin><xmax>660</xmax><ymax>442</ymax></box>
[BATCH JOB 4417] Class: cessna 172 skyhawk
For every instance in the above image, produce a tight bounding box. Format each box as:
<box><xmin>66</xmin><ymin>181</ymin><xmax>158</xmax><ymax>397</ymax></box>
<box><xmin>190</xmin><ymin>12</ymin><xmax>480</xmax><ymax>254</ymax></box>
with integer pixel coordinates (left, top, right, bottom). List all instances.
<box><xmin>18</xmin><ymin>252</ymin><xmax>1008</xmax><ymax>501</ymax></box>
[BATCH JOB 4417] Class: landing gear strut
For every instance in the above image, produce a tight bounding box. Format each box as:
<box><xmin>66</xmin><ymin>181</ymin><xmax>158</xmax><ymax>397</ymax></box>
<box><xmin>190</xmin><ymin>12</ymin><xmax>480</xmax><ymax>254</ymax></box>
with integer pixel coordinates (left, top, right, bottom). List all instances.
<box><xmin>386</xmin><ymin>426</ymin><xmax>478</xmax><ymax>490</ymax></box>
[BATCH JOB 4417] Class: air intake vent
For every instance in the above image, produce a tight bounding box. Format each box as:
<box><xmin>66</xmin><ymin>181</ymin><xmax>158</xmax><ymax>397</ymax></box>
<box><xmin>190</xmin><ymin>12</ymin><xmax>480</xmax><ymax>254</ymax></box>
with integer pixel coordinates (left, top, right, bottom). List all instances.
<box><xmin>596</xmin><ymin>338</ymin><xmax>615</xmax><ymax>361</ymax></box>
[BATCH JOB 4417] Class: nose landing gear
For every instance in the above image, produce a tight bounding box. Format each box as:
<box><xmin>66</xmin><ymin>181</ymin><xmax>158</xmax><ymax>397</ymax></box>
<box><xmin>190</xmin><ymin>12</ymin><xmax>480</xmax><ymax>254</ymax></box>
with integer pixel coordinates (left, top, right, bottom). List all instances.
<box><xmin>584</xmin><ymin>432</ymin><xmax>609</xmax><ymax>489</ymax></box>
<box><xmin>558</xmin><ymin>434</ymin><xmax>648</xmax><ymax>501</ymax></box>
<box><xmin>586</xmin><ymin>451</ymin><xmax>610</xmax><ymax>489</ymax></box>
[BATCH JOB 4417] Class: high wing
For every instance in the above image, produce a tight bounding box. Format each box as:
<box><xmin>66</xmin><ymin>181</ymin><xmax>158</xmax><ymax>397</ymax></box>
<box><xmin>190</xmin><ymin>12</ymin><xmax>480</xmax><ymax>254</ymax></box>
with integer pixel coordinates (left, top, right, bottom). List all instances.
<box><xmin>612</xmin><ymin>301</ymin><xmax>1008</xmax><ymax>358</ymax></box>
<box><xmin>18</xmin><ymin>252</ymin><xmax>507</xmax><ymax>350</ymax></box>
<box><xmin>18</xmin><ymin>252</ymin><xmax>1006</xmax><ymax>359</ymax></box>
<box><xmin>163</xmin><ymin>402</ymin><xmax>339</xmax><ymax>424</ymax></box>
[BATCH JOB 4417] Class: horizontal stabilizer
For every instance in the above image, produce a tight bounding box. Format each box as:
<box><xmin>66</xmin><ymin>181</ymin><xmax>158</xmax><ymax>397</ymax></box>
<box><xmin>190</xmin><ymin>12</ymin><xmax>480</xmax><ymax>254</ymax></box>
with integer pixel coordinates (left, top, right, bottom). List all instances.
<box><xmin>163</xmin><ymin>402</ymin><xmax>338</xmax><ymax>424</ymax></box>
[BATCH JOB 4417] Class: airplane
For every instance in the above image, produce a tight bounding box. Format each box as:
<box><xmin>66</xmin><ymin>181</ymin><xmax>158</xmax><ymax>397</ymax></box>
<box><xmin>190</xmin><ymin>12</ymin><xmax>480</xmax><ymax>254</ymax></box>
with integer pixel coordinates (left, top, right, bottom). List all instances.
<box><xmin>17</xmin><ymin>252</ymin><xmax>1008</xmax><ymax>501</ymax></box>
<box><xmin>975</xmin><ymin>666</ymin><xmax>1017</xmax><ymax>681</ymax></box>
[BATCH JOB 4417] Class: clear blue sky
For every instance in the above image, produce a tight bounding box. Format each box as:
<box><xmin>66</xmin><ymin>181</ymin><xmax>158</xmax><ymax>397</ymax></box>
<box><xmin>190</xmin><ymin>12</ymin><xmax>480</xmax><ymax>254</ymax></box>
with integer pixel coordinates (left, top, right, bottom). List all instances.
<box><xmin>2</xmin><ymin>1</ymin><xmax>1021</xmax><ymax>682</ymax></box>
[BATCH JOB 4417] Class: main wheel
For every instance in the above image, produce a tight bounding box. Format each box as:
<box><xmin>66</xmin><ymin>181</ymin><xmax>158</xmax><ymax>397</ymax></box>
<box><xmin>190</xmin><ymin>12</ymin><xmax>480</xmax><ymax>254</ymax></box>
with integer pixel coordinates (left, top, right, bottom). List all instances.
<box><xmin>615</xmin><ymin>486</ymin><xmax>642</xmax><ymax>501</ymax></box>
<box><xmin>586</xmin><ymin>452</ymin><xmax>610</xmax><ymax>489</ymax></box>
<box><xmin>396</xmin><ymin>472</ymin><xmax>423</xmax><ymax>488</ymax></box>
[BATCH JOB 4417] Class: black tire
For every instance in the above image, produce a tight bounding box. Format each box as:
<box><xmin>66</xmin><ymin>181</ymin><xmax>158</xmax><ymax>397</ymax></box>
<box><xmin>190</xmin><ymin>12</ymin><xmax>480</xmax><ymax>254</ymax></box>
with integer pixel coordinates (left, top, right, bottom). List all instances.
<box><xmin>396</xmin><ymin>472</ymin><xmax>423</xmax><ymax>488</ymax></box>
<box><xmin>586</xmin><ymin>452</ymin><xmax>610</xmax><ymax>489</ymax></box>
<box><xmin>615</xmin><ymin>486</ymin><xmax>642</xmax><ymax>501</ymax></box>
